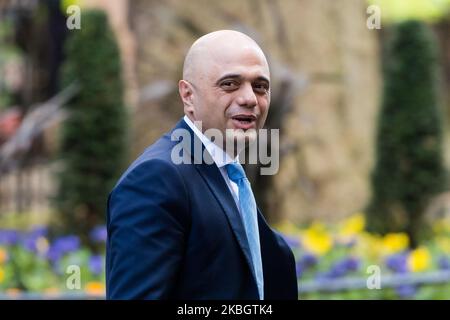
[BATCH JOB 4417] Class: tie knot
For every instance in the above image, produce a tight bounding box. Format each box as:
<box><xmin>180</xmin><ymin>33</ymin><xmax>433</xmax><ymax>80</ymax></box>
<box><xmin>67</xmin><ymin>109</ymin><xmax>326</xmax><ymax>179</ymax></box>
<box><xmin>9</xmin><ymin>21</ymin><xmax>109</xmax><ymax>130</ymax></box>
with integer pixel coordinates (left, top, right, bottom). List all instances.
<box><xmin>226</xmin><ymin>162</ymin><xmax>246</xmax><ymax>182</ymax></box>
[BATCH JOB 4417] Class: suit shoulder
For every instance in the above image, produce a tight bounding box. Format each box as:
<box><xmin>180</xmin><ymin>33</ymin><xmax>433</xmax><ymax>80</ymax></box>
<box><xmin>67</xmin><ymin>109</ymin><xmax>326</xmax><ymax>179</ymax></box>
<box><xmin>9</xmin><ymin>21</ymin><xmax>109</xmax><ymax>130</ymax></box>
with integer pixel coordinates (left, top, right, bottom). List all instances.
<box><xmin>114</xmin><ymin>134</ymin><xmax>179</xmax><ymax>187</ymax></box>
<box><xmin>108</xmin><ymin>144</ymin><xmax>191</xmax><ymax>224</ymax></box>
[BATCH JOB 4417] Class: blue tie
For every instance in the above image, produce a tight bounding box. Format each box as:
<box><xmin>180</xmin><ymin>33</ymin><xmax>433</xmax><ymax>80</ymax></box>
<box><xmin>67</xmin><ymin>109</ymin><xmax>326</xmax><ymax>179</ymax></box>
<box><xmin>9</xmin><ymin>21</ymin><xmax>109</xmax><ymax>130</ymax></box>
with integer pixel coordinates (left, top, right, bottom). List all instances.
<box><xmin>226</xmin><ymin>162</ymin><xmax>264</xmax><ymax>300</ymax></box>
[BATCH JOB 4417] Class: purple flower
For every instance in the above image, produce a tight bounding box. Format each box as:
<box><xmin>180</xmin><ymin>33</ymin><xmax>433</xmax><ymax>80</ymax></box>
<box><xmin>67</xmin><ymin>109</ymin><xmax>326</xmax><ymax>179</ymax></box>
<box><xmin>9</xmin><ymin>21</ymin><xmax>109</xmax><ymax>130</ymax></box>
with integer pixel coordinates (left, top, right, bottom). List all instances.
<box><xmin>316</xmin><ymin>256</ymin><xmax>361</xmax><ymax>280</ymax></box>
<box><xmin>327</xmin><ymin>261</ymin><xmax>348</xmax><ymax>278</ymax></box>
<box><xmin>395</xmin><ymin>285</ymin><xmax>417</xmax><ymax>299</ymax></box>
<box><xmin>385</xmin><ymin>253</ymin><xmax>408</xmax><ymax>273</ymax></box>
<box><xmin>88</xmin><ymin>255</ymin><xmax>104</xmax><ymax>275</ymax></box>
<box><xmin>334</xmin><ymin>257</ymin><xmax>360</xmax><ymax>277</ymax></box>
<box><xmin>299</xmin><ymin>253</ymin><xmax>318</xmax><ymax>269</ymax></box>
<box><xmin>343</xmin><ymin>256</ymin><xmax>360</xmax><ymax>272</ymax></box>
<box><xmin>90</xmin><ymin>225</ymin><xmax>107</xmax><ymax>243</ymax></box>
<box><xmin>438</xmin><ymin>256</ymin><xmax>450</xmax><ymax>271</ymax></box>
<box><xmin>56</xmin><ymin>235</ymin><xmax>80</xmax><ymax>252</ymax></box>
<box><xmin>22</xmin><ymin>236</ymin><xmax>39</xmax><ymax>252</ymax></box>
<box><xmin>47</xmin><ymin>235</ymin><xmax>80</xmax><ymax>263</ymax></box>
<box><xmin>21</xmin><ymin>226</ymin><xmax>49</xmax><ymax>253</ymax></box>
<box><xmin>0</xmin><ymin>229</ymin><xmax>20</xmax><ymax>245</ymax></box>
<box><xmin>294</xmin><ymin>253</ymin><xmax>317</xmax><ymax>278</ymax></box>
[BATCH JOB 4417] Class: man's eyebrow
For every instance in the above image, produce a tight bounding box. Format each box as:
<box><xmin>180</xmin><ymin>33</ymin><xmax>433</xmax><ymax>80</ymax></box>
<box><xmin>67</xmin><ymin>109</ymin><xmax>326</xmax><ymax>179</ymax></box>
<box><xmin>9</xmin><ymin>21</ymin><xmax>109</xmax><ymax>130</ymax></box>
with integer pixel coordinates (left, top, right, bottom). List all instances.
<box><xmin>216</xmin><ymin>74</ymin><xmax>270</xmax><ymax>85</ymax></box>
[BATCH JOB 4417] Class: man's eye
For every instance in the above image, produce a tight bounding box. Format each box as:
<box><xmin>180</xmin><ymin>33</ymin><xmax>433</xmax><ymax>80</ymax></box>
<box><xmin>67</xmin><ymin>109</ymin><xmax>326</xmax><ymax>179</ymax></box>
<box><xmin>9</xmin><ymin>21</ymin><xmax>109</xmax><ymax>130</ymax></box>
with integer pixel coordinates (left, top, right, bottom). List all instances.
<box><xmin>221</xmin><ymin>81</ymin><xmax>238</xmax><ymax>90</ymax></box>
<box><xmin>253</xmin><ymin>83</ymin><xmax>269</xmax><ymax>93</ymax></box>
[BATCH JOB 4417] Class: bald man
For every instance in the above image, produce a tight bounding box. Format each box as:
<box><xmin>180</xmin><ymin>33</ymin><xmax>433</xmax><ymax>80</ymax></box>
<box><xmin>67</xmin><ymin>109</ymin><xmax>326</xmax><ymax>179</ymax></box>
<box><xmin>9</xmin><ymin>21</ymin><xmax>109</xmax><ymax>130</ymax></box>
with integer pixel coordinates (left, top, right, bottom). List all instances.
<box><xmin>106</xmin><ymin>30</ymin><xmax>298</xmax><ymax>300</ymax></box>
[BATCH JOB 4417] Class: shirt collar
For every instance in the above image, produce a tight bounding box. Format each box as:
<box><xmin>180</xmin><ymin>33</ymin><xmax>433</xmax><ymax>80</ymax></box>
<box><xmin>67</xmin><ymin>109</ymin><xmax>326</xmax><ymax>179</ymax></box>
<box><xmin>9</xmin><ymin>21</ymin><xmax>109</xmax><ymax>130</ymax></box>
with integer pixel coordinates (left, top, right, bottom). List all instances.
<box><xmin>183</xmin><ymin>115</ymin><xmax>237</xmax><ymax>168</ymax></box>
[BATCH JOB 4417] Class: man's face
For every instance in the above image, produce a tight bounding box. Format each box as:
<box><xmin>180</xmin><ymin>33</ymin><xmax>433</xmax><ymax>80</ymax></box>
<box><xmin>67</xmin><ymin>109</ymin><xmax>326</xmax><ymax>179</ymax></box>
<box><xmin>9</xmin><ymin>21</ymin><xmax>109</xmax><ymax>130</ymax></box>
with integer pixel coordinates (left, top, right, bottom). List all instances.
<box><xmin>186</xmin><ymin>44</ymin><xmax>271</xmax><ymax>146</ymax></box>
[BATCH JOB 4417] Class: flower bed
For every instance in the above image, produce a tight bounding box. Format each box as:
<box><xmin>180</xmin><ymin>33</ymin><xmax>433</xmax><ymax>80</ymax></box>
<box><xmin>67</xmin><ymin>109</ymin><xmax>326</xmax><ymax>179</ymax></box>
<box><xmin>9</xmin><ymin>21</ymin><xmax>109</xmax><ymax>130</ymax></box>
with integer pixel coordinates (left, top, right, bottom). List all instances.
<box><xmin>276</xmin><ymin>214</ymin><xmax>450</xmax><ymax>299</ymax></box>
<box><xmin>1</xmin><ymin>214</ymin><xmax>449</xmax><ymax>299</ymax></box>
<box><xmin>0</xmin><ymin>225</ymin><xmax>106</xmax><ymax>297</ymax></box>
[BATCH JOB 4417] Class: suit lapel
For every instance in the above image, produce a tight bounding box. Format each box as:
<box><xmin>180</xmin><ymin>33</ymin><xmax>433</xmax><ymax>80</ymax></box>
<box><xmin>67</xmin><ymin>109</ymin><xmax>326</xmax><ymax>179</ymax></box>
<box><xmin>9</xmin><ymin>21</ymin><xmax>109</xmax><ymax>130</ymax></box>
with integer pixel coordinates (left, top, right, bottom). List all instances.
<box><xmin>195</xmin><ymin>163</ymin><xmax>256</xmax><ymax>281</ymax></box>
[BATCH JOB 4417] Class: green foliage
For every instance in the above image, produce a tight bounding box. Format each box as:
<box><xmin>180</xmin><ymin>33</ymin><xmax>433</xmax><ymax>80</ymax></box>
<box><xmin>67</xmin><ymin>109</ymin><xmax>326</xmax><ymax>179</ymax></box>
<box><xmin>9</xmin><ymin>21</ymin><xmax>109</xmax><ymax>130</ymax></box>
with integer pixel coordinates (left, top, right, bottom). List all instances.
<box><xmin>368</xmin><ymin>0</ymin><xmax>450</xmax><ymax>23</ymax></box>
<box><xmin>56</xmin><ymin>10</ymin><xmax>128</xmax><ymax>239</ymax></box>
<box><xmin>367</xmin><ymin>20</ymin><xmax>445</xmax><ymax>246</ymax></box>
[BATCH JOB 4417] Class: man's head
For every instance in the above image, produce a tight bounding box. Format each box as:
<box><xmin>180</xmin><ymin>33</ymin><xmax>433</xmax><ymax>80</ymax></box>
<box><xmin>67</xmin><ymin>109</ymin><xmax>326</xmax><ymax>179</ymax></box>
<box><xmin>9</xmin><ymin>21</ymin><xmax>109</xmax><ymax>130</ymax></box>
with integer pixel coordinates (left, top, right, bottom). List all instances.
<box><xmin>179</xmin><ymin>30</ymin><xmax>270</xmax><ymax>153</ymax></box>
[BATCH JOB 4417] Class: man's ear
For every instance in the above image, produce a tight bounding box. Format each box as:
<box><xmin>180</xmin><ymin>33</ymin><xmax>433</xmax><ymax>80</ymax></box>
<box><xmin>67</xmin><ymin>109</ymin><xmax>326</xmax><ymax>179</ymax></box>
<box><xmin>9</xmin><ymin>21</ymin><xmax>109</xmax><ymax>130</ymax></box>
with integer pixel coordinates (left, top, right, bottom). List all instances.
<box><xmin>179</xmin><ymin>80</ymin><xmax>195</xmax><ymax>116</ymax></box>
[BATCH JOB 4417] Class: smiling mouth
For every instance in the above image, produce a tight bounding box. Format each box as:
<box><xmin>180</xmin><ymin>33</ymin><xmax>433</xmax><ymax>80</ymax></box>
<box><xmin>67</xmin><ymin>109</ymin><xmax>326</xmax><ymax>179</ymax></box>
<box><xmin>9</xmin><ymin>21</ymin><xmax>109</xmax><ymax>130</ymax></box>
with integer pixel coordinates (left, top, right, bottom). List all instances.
<box><xmin>231</xmin><ymin>114</ymin><xmax>257</xmax><ymax>129</ymax></box>
<box><xmin>232</xmin><ymin>114</ymin><xmax>256</xmax><ymax>123</ymax></box>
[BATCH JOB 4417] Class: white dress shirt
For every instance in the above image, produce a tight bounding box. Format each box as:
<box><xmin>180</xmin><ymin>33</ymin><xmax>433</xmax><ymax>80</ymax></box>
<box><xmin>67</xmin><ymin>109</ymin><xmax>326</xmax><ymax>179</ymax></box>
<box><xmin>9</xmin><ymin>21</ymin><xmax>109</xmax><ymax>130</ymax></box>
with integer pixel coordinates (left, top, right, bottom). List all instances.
<box><xmin>183</xmin><ymin>115</ymin><xmax>240</xmax><ymax>206</ymax></box>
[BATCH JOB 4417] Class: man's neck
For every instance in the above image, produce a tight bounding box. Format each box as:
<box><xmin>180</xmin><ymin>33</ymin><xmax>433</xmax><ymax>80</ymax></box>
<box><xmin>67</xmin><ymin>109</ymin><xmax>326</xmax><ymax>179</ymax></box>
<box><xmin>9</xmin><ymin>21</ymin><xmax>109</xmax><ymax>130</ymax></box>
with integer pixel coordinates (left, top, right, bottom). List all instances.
<box><xmin>183</xmin><ymin>115</ymin><xmax>240</xmax><ymax>165</ymax></box>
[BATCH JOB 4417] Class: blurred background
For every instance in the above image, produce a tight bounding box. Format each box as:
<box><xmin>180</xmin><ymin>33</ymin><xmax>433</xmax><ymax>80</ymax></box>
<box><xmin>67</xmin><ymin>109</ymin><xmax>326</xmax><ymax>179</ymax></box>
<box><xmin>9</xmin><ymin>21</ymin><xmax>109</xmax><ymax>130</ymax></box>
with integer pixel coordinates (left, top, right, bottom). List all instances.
<box><xmin>0</xmin><ymin>0</ymin><xmax>450</xmax><ymax>299</ymax></box>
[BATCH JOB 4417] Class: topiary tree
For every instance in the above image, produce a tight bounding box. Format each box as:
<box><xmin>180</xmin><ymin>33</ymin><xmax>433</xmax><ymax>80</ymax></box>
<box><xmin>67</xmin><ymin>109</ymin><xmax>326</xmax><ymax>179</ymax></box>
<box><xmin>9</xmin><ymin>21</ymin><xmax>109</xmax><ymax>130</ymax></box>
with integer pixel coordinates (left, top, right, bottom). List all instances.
<box><xmin>366</xmin><ymin>20</ymin><xmax>445</xmax><ymax>247</ymax></box>
<box><xmin>56</xmin><ymin>10</ymin><xmax>127</xmax><ymax>241</ymax></box>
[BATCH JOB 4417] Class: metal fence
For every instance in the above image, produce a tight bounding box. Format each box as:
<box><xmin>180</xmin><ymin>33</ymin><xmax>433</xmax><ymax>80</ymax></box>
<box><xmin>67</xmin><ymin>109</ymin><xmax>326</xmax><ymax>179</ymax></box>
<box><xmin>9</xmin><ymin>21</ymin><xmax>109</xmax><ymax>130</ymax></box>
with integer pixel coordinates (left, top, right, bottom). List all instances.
<box><xmin>0</xmin><ymin>162</ymin><xmax>56</xmax><ymax>214</ymax></box>
<box><xmin>0</xmin><ymin>270</ymin><xmax>449</xmax><ymax>299</ymax></box>
<box><xmin>298</xmin><ymin>270</ymin><xmax>450</xmax><ymax>293</ymax></box>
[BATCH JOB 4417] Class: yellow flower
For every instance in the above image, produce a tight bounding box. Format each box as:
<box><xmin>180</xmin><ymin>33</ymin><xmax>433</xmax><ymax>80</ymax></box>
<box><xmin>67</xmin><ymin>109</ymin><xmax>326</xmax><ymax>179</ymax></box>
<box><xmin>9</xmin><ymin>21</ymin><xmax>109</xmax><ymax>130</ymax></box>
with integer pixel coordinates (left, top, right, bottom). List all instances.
<box><xmin>302</xmin><ymin>222</ymin><xmax>332</xmax><ymax>256</ymax></box>
<box><xmin>339</xmin><ymin>213</ymin><xmax>365</xmax><ymax>236</ymax></box>
<box><xmin>382</xmin><ymin>233</ymin><xmax>409</xmax><ymax>254</ymax></box>
<box><xmin>0</xmin><ymin>267</ymin><xmax>4</xmax><ymax>283</ymax></box>
<box><xmin>0</xmin><ymin>248</ymin><xmax>8</xmax><ymax>264</ymax></box>
<box><xmin>85</xmin><ymin>281</ymin><xmax>105</xmax><ymax>295</ymax></box>
<box><xmin>407</xmin><ymin>247</ymin><xmax>431</xmax><ymax>272</ymax></box>
<box><xmin>437</xmin><ymin>237</ymin><xmax>450</xmax><ymax>254</ymax></box>
<box><xmin>355</xmin><ymin>232</ymin><xmax>385</xmax><ymax>260</ymax></box>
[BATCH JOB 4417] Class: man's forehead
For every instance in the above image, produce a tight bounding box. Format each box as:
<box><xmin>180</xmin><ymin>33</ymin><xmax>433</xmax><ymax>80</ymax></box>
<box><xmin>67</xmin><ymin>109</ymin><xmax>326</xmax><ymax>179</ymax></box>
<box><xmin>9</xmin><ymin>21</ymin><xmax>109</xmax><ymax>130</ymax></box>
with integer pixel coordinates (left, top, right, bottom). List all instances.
<box><xmin>183</xmin><ymin>30</ymin><xmax>269</xmax><ymax>81</ymax></box>
<box><xmin>212</xmin><ymin>43</ymin><xmax>266</xmax><ymax>63</ymax></box>
<box><xmin>207</xmin><ymin>46</ymin><xmax>270</xmax><ymax>78</ymax></box>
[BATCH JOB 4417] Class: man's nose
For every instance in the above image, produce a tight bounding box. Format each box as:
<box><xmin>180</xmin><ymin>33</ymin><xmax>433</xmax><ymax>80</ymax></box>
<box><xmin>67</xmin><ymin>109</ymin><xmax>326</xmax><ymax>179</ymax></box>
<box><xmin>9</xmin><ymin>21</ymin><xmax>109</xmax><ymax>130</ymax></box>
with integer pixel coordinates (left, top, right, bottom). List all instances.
<box><xmin>236</xmin><ymin>83</ymin><xmax>257</xmax><ymax>108</ymax></box>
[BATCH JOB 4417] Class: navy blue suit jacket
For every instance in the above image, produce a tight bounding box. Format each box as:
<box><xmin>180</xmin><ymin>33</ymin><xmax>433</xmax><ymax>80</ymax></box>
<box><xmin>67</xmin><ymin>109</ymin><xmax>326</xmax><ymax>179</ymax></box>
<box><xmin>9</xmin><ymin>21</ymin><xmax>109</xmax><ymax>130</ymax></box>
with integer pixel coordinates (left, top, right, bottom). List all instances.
<box><xmin>106</xmin><ymin>119</ymin><xmax>298</xmax><ymax>299</ymax></box>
